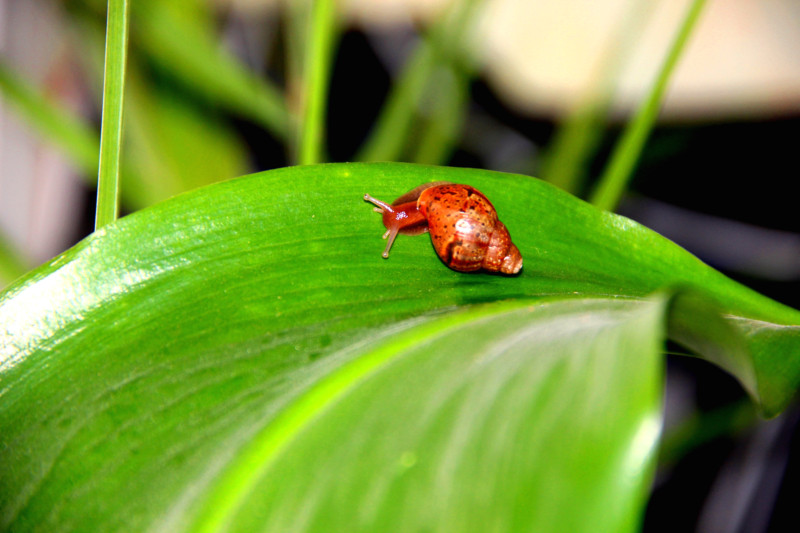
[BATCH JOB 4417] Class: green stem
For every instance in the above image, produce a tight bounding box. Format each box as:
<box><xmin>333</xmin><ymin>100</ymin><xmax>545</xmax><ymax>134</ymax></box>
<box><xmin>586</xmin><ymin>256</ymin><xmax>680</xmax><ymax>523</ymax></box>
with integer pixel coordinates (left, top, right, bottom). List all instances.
<box><xmin>298</xmin><ymin>0</ymin><xmax>337</xmax><ymax>165</ymax></box>
<box><xmin>589</xmin><ymin>0</ymin><xmax>707</xmax><ymax>212</ymax></box>
<box><xmin>95</xmin><ymin>0</ymin><xmax>130</xmax><ymax>230</ymax></box>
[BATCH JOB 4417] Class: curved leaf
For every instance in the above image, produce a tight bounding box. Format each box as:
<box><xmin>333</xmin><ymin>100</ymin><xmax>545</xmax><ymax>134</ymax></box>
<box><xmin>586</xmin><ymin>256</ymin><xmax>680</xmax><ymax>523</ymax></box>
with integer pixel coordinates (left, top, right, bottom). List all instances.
<box><xmin>0</xmin><ymin>293</ymin><xmax>665</xmax><ymax>532</ymax></box>
<box><xmin>1</xmin><ymin>162</ymin><xmax>798</xmax><ymax>531</ymax></box>
<box><xmin>190</xmin><ymin>298</ymin><xmax>666</xmax><ymax>533</ymax></box>
<box><xmin>4</xmin><ymin>162</ymin><xmax>795</xmax><ymax>404</ymax></box>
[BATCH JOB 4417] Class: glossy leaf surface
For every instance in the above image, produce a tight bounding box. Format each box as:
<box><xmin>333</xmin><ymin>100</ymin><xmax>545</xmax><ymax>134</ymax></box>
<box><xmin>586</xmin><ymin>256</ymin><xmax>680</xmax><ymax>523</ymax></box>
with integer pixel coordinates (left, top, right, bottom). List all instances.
<box><xmin>1</xmin><ymin>162</ymin><xmax>798</xmax><ymax>531</ymax></box>
<box><xmin>192</xmin><ymin>298</ymin><xmax>665</xmax><ymax>533</ymax></box>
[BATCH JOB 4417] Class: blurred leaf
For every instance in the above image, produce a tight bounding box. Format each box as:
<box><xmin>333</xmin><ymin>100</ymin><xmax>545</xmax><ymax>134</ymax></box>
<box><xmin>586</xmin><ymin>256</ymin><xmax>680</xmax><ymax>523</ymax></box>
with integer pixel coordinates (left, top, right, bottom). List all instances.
<box><xmin>122</xmin><ymin>63</ymin><xmax>249</xmax><ymax>208</ymax></box>
<box><xmin>356</xmin><ymin>0</ymin><xmax>481</xmax><ymax>163</ymax></box>
<box><xmin>410</xmin><ymin>64</ymin><xmax>469</xmax><ymax>165</ymax></box>
<box><xmin>1</xmin><ymin>11</ymin><xmax>238</xmax><ymax>214</ymax></box>
<box><xmin>94</xmin><ymin>0</ymin><xmax>130</xmax><ymax>229</ymax></box>
<box><xmin>70</xmin><ymin>7</ymin><xmax>248</xmax><ymax>210</ymax></box>
<box><xmin>134</xmin><ymin>0</ymin><xmax>290</xmax><ymax>140</ymax></box>
<box><xmin>658</xmin><ymin>400</ymin><xmax>756</xmax><ymax>470</ymax></box>
<box><xmin>0</xmin><ymin>232</ymin><xmax>29</xmax><ymax>287</ymax></box>
<box><xmin>1</xmin><ymin>163</ymin><xmax>799</xmax><ymax>531</ymax></box>
<box><xmin>356</xmin><ymin>39</ymin><xmax>436</xmax><ymax>162</ymax></box>
<box><xmin>284</xmin><ymin>0</ymin><xmax>311</xmax><ymax>161</ymax></box>
<box><xmin>407</xmin><ymin>0</ymin><xmax>480</xmax><ymax>166</ymax></box>
<box><xmin>539</xmin><ymin>97</ymin><xmax>607</xmax><ymax>195</ymax></box>
<box><xmin>0</xmin><ymin>59</ymin><xmax>99</xmax><ymax>174</ymax></box>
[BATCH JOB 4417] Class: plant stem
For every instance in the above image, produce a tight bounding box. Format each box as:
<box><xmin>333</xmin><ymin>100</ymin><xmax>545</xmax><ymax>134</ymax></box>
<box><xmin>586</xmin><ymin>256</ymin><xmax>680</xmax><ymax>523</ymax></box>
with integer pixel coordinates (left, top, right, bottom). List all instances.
<box><xmin>298</xmin><ymin>0</ymin><xmax>337</xmax><ymax>165</ymax></box>
<box><xmin>95</xmin><ymin>0</ymin><xmax>130</xmax><ymax>230</ymax></box>
<box><xmin>590</xmin><ymin>0</ymin><xmax>707</xmax><ymax>212</ymax></box>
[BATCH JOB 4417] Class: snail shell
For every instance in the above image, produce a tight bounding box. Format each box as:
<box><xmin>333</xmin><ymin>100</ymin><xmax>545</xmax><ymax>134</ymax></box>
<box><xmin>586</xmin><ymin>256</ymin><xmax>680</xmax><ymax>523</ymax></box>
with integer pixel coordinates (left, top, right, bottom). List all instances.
<box><xmin>364</xmin><ymin>182</ymin><xmax>522</xmax><ymax>274</ymax></box>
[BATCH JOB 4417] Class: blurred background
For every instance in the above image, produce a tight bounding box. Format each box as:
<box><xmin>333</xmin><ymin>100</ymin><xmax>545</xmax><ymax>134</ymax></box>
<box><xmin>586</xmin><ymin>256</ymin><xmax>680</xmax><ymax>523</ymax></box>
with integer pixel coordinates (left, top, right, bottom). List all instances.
<box><xmin>1</xmin><ymin>0</ymin><xmax>799</xmax><ymax>531</ymax></box>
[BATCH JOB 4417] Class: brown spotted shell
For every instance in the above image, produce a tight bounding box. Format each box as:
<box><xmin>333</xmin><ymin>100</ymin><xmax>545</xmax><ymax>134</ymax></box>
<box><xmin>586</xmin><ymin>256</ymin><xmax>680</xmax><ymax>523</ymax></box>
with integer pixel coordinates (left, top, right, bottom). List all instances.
<box><xmin>417</xmin><ymin>184</ymin><xmax>522</xmax><ymax>274</ymax></box>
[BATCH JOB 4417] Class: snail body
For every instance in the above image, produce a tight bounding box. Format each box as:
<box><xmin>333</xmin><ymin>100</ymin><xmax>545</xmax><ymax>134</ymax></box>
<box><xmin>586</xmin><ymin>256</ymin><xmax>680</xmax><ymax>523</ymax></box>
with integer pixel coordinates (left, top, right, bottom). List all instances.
<box><xmin>364</xmin><ymin>182</ymin><xmax>522</xmax><ymax>274</ymax></box>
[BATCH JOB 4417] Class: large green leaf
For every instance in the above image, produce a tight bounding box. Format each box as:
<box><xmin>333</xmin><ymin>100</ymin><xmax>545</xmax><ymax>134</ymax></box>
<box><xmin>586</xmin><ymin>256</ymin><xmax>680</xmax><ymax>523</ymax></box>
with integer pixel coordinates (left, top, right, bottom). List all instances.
<box><xmin>190</xmin><ymin>298</ymin><xmax>666</xmax><ymax>533</ymax></box>
<box><xmin>0</xmin><ymin>293</ymin><xmax>664</xmax><ymax>532</ymax></box>
<box><xmin>1</xmin><ymin>162</ymin><xmax>798</xmax><ymax>531</ymax></box>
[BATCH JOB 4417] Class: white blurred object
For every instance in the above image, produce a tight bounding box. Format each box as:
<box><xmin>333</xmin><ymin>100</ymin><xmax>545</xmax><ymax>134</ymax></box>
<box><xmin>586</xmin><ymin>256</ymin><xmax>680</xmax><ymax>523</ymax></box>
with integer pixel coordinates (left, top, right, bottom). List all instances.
<box><xmin>225</xmin><ymin>0</ymin><xmax>450</xmax><ymax>26</ymax></box>
<box><xmin>238</xmin><ymin>0</ymin><xmax>800</xmax><ymax>119</ymax></box>
<box><xmin>476</xmin><ymin>0</ymin><xmax>800</xmax><ymax>119</ymax></box>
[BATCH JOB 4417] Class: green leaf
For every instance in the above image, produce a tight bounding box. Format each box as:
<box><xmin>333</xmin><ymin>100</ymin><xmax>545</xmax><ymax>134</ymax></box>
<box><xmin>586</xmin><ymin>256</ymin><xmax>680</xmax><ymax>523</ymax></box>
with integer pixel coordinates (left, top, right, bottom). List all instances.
<box><xmin>0</xmin><ymin>292</ymin><xmax>664</xmax><ymax>532</ymax></box>
<box><xmin>1</xmin><ymin>162</ymin><xmax>798</xmax><ymax>531</ymax></box>
<box><xmin>191</xmin><ymin>298</ymin><xmax>666</xmax><ymax>533</ymax></box>
<box><xmin>2</xmin><ymin>161</ymin><xmax>797</xmax><ymax>408</ymax></box>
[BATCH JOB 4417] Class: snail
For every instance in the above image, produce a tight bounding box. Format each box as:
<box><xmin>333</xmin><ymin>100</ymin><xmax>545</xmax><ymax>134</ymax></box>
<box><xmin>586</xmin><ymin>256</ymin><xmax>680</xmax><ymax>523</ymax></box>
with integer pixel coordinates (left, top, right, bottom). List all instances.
<box><xmin>363</xmin><ymin>182</ymin><xmax>523</xmax><ymax>274</ymax></box>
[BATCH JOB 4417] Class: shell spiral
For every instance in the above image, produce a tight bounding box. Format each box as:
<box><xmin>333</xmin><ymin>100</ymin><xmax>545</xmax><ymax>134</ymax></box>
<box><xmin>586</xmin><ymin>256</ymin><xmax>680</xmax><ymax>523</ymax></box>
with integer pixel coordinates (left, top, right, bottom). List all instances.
<box><xmin>417</xmin><ymin>184</ymin><xmax>522</xmax><ymax>274</ymax></box>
